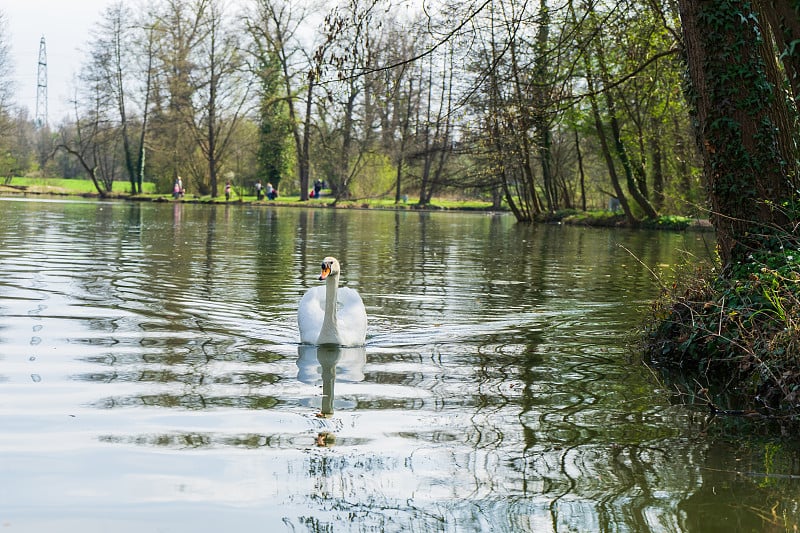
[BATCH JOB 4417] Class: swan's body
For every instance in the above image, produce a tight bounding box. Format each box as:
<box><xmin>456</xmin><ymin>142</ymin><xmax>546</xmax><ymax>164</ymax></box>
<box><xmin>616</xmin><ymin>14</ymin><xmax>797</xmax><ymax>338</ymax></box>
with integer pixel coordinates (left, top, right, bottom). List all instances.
<box><xmin>298</xmin><ymin>257</ymin><xmax>367</xmax><ymax>346</ymax></box>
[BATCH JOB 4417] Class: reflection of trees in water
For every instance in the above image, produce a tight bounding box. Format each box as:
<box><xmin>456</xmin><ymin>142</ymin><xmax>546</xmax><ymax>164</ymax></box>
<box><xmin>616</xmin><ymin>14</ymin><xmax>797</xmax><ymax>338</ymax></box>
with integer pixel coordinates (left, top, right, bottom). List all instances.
<box><xmin>99</xmin><ymin>431</ymin><xmax>293</xmax><ymax>448</ymax></box>
<box><xmin>680</xmin><ymin>435</ymin><xmax>800</xmax><ymax>531</ymax></box>
<box><xmin>270</xmin><ymin>336</ymin><xmax>706</xmax><ymax>532</ymax></box>
<box><xmin>77</xmin><ymin>339</ymin><xmax>285</xmax><ymax>410</ymax></box>
<box><xmin>436</xmin><ymin>322</ymin><xmax>709</xmax><ymax>532</ymax></box>
<box><xmin>17</xmin><ymin>201</ymin><xmax>794</xmax><ymax>530</ymax></box>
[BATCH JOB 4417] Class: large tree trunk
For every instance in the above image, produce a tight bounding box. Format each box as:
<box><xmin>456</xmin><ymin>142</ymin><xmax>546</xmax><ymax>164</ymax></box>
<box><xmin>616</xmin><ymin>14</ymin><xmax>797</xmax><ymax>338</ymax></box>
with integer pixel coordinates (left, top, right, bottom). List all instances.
<box><xmin>679</xmin><ymin>0</ymin><xmax>799</xmax><ymax>267</ymax></box>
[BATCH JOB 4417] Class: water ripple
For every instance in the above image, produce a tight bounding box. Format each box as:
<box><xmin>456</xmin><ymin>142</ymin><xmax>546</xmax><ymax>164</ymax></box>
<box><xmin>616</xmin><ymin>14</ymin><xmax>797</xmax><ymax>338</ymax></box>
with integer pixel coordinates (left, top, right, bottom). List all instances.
<box><xmin>4</xmin><ymin>200</ymin><xmax>775</xmax><ymax>532</ymax></box>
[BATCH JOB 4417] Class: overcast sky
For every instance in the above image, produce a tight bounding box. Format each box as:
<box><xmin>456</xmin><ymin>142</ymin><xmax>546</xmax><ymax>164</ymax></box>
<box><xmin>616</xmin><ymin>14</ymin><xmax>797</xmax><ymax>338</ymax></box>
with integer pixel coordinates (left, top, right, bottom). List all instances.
<box><xmin>4</xmin><ymin>0</ymin><xmax>113</xmax><ymax>123</ymax></box>
<box><xmin>4</xmin><ymin>0</ymin><xmax>419</xmax><ymax>125</ymax></box>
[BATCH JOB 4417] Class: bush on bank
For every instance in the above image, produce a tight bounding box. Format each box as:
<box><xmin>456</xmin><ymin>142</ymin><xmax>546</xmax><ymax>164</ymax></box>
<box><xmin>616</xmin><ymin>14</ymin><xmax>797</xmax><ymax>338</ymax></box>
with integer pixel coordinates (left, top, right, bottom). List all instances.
<box><xmin>644</xmin><ymin>236</ymin><xmax>800</xmax><ymax>418</ymax></box>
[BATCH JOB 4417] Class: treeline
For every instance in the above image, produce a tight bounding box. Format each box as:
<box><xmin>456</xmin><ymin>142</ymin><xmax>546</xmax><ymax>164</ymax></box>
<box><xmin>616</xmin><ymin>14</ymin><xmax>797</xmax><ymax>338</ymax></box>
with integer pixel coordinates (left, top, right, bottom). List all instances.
<box><xmin>0</xmin><ymin>0</ymin><xmax>702</xmax><ymax>221</ymax></box>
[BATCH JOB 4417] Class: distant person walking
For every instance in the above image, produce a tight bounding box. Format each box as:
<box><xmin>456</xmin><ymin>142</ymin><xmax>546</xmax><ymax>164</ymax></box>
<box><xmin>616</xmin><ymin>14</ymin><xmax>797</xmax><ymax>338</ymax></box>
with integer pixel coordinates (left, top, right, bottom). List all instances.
<box><xmin>225</xmin><ymin>181</ymin><xmax>232</xmax><ymax>201</ymax></box>
<box><xmin>256</xmin><ymin>180</ymin><xmax>263</xmax><ymax>200</ymax></box>
<box><xmin>173</xmin><ymin>176</ymin><xmax>184</xmax><ymax>199</ymax></box>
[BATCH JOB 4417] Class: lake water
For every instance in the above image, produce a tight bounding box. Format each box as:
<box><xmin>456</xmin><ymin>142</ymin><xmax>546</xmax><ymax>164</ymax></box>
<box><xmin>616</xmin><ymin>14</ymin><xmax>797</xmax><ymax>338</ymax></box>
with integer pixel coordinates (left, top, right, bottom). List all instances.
<box><xmin>1</xmin><ymin>197</ymin><xmax>799</xmax><ymax>532</ymax></box>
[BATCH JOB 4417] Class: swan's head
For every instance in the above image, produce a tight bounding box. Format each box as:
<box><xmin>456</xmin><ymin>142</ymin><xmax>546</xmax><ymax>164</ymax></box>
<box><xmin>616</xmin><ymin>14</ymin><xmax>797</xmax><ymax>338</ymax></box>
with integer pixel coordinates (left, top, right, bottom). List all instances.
<box><xmin>318</xmin><ymin>257</ymin><xmax>341</xmax><ymax>281</ymax></box>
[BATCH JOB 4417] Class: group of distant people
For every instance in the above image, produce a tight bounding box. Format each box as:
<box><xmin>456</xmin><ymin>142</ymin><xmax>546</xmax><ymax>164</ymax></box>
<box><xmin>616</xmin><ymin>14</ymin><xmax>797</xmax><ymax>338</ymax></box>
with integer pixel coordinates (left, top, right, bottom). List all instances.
<box><xmin>255</xmin><ymin>180</ymin><xmax>278</xmax><ymax>200</ymax></box>
<box><xmin>172</xmin><ymin>176</ymin><xmax>291</xmax><ymax>201</ymax></box>
<box><xmin>256</xmin><ymin>179</ymin><xmax>323</xmax><ymax>199</ymax></box>
<box><xmin>310</xmin><ymin>179</ymin><xmax>324</xmax><ymax>198</ymax></box>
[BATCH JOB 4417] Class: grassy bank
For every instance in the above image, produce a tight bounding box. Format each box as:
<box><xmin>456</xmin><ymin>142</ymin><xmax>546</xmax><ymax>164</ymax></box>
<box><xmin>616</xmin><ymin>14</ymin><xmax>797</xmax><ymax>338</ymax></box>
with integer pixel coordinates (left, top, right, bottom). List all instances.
<box><xmin>0</xmin><ymin>177</ymin><xmax>497</xmax><ymax>210</ymax></box>
<box><xmin>1</xmin><ymin>178</ymin><xmax>714</xmax><ymax>229</ymax></box>
<box><xmin>1</xmin><ymin>177</ymin><xmax>158</xmax><ymax>196</ymax></box>
<box><xmin>644</xmin><ymin>238</ymin><xmax>800</xmax><ymax>422</ymax></box>
<box><xmin>540</xmin><ymin>208</ymin><xmax>712</xmax><ymax>231</ymax></box>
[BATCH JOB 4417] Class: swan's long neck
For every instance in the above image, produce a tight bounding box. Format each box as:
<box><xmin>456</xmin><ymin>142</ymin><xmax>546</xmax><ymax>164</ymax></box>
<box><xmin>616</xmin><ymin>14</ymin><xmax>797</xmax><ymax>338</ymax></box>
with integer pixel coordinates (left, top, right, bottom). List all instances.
<box><xmin>317</xmin><ymin>272</ymin><xmax>340</xmax><ymax>345</ymax></box>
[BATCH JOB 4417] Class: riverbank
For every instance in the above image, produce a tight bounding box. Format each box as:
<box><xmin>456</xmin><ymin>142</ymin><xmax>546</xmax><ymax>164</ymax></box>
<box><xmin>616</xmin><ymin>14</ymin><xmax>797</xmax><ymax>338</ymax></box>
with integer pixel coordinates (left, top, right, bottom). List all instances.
<box><xmin>0</xmin><ymin>181</ymin><xmax>497</xmax><ymax>212</ymax></box>
<box><xmin>643</xmin><ymin>231</ymin><xmax>800</xmax><ymax>427</ymax></box>
<box><xmin>0</xmin><ymin>181</ymin><xmax>714</xmax><ymax>231</ymax></box>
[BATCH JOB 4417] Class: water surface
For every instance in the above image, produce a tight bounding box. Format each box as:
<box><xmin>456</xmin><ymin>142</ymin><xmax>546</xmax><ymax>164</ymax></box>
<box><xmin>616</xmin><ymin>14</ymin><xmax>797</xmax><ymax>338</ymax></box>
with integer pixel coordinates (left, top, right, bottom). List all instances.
<box><xmin>0</xmin><ymin>197</ymin><xmax>798</xmax><ymax>532</ymax></box>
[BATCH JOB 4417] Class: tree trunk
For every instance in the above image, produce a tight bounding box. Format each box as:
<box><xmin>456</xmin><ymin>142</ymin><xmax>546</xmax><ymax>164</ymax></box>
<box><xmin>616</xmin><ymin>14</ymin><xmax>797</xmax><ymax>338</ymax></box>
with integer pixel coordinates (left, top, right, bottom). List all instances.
<box><xmin>760</xmin><ymin>0</ymin><xmax>800</xmax><ymax>106</ymax></box>
<box><xmin>594</xmin><ymin>37</ymin><xmax>658</xmax><ymax>219</ymax></box>
<box><xmin>112</xmin><ymin>26</ymin><xmax>136</xmax><ymax>195</ymax></box>
<box><xmin>395</xmin><ymin>78</ymin><xmax>413</xmax><ymax>204</ymax></box>
<box><xmin>55</xmin><ymin>144</ymin><xmax>106</xmax><ymax>198</ymax></box>
<box><xmin>574</xmin><ymin>128</ymin><xmax>587</xmax><ymax>211</ymax></box>
<box><xmin>335</xmin><ymin>83</ymin><xmax>357</xmax><ymax>200</ymax></box>
<box><xmin>534</xmin><ymin>0</ymin><xmax>555</xmax><ymax>212</ymax></box>
<box><xmin>510</xmin><ymin>40</ymin><xmax>544</xmax><ymax>220</ymax></box>
<box><xmin>584</xmin><ymin>60</ymin><xmax>636</xmax><ymax>225</ymax></box>
<box><xmin>136</xmin><ymin>27</ymin><xmax>155</xmax><ymax>195</ymax></box>
<box><xmin>650</xmin><ymin>122</ymin><xmax>664</xmax><ymax>211</ymax></box>
<box><xmin>299</xmin><ymin>75</ymin><xmax>314</xmax><ymax>201</ymax></box>
<box><xmin>678</xmin><ymin>0</ymin><xmax>798</xmax><ymax>267</ymax></box>
<box><xmin>208</xmin><ymin>62</ymin><xmax>218</xmax><ymax>198</ymax></box>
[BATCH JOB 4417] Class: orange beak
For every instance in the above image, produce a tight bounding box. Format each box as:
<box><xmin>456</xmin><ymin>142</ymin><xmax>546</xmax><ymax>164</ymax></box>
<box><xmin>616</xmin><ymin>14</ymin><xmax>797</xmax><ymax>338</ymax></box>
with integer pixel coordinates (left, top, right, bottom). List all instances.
<box><xmin>319</xmin><ymin>263</ymin><xmax>331</xmax><ymax>281</ymax></box>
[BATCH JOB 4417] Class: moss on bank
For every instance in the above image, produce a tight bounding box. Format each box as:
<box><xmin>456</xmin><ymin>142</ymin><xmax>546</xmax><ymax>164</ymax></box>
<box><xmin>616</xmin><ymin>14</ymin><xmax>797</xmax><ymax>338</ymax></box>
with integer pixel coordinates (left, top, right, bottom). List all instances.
<box><xmin>644</xmin><ymin>241</ymin><xmax>800</xmax><ymax>419</ymax></box>
<box><xmin>538</xmin><ymin>209</ymin><xmax>711</xmax><ymax>231</ymax></box>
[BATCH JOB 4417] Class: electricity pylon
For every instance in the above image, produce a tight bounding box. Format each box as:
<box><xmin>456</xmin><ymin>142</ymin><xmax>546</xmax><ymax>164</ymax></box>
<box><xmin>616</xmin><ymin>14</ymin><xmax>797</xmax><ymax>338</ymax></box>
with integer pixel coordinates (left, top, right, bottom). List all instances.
<box><xmin>35</xmin><ymin>36</ymin><xmax>47</xmax><ymax>128</ymax></box>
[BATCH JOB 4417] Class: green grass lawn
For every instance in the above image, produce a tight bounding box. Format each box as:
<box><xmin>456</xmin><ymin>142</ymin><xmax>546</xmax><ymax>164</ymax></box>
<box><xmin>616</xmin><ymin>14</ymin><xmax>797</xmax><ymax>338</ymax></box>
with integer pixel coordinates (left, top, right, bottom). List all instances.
<box><xmin>1</xmin><ymin>177</ymin><xmax>497</xmax><ymax>210</ymax></box>
<box><xmin>1</xmin><ymin>177</ymin><xmax>707</xmax><ymax>229</ymax></box>
<box><xmin>4</xmin><ymin>177</ymin><xmax>157</xmax><ymax>195</ymax></box>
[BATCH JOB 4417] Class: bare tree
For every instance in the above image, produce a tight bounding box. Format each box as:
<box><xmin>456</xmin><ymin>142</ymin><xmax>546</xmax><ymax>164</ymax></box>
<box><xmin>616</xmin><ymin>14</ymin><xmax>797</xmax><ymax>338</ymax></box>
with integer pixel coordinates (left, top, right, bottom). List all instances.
<box><xmin>148</xmin><ymin>0</ymin><xmax>209</xmax><ymax>194</ymax></box>
<box><xmin>85</xmin><ymin>2</ymin><xmax>140</xmax><ymax>193</ymax></box>
<box><xmin>0</xmin><ymin>11</ymin><xmax>12</xmax><ymax>111</ymax></box>
<box><xmin>247</xmin><ymin>0</ymin><xmax>310</xmax><ymax>195</ymax></box>
<box><xmin>132</xmin><ymin>22</ymin><xmax>158</xmax><ymax>194</ymax></box>
<box><xmin>363</xmin><ymin>23</ymin><xmax>421</xmax><ymax>203</ymax></box>
<box><xmin>317</xmin><ymin>0</ymin><xmax>387</xmax><ymax>201</ymax></box>
<box><xmin>416</xmin><ymin>42</ymin><xmax>454</xmax><ymax>206</ymax></box>
<box><xmin>55</xmin><ymin>87</ymin><xmax>120</xmax><ymax>196</ymax></box>
<box><xmin>0</xmin><ymin>9</ymin><xmax>17</xmax><ymax>179</ymax></box>
<box><xmin>187</xmin><ymin>0</ymin><xmax>251</xmax><ymax>197</ymax></box>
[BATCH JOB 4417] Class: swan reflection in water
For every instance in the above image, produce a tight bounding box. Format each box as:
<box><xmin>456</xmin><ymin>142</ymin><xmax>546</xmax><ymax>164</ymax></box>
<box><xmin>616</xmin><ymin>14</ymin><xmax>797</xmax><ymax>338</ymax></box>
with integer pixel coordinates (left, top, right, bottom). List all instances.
<box><xmin>296</xmin><ymin>345</ymin><xmax>367</xmax><ymax>446</ymax></box>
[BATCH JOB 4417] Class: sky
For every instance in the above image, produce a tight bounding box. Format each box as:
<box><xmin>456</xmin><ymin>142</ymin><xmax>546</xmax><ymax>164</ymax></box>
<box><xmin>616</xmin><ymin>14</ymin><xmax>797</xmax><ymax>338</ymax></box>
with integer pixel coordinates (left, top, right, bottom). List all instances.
<box><xmin>4</xmin><ymin>0</ymin><xmax>113</xmax><ymax>124</ymax></box>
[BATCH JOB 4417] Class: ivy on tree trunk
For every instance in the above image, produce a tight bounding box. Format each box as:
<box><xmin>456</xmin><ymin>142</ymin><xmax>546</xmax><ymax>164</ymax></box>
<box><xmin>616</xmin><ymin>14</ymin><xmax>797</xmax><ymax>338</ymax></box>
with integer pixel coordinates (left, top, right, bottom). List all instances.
<box><xmin>679</xmin><ymin>0</ymin><xmax>799</xmax><ymax>268</ymax></box>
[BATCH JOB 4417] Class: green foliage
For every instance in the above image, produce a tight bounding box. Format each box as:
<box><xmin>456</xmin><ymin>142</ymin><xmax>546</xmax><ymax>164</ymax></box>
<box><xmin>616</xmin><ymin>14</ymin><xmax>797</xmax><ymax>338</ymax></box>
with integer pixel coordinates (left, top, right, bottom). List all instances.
<box><xmin>645</xmin><ymin>232</ymin><xmax>800</xmax><ymax>415</ymax></box>
<box><xmin>640</xmin><ymin>215</ymin><xmax>693</xmax><ymax>231</ymax></box>
<box><xmin>0</xmin><ymin>150</ymin><xmax>14</xmax><ymax>177</ymax></box>
<box><xmin>535</xmin><ymin>208</ymin><xmax>579</xmax><ymax>223</ymax></box>
<box><xmin>257</xmin><ymin>113</ymin><xmax>290</xmax><ymax>189</ymax></box>
<box><xmin>256</xmin><ymin>50</ymin><xmax>291</xmax><ymax>190</ymax></box>
<box><xmin>560</xmin><ymin>210</ymin><xmax>626</xmax><ymax>227</ymax></box>
<box><xmin>558</xmin><ymin>211</ymin><xmax>698</xmax><ymax>230</ymax></box>
<box><xmin>348</xmin><ymin>152</ymin><xmax>395</xmax><ymax>199</ymax></box>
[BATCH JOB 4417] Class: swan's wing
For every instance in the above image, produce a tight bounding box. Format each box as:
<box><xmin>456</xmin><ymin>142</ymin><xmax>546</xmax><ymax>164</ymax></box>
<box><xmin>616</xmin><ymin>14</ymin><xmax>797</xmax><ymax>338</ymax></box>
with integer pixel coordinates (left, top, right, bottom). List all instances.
<box><xmin>298</xmin><ymin>286</ymin><xmax>326</xmax><ymax>344</ymax></box>
<box><xmin>337</xmin><ymin>287</ymin><xmax>368</xmax><ymax>345</ymax></box>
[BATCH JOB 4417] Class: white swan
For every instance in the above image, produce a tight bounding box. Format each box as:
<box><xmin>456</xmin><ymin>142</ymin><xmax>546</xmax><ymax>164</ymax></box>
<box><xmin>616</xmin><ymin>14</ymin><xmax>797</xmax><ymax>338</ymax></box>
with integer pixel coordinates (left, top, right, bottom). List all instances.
<box><xmin>298</xmin><ymin>257</ymin><xmax>367</xmax><ymax>346</ymax></box>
